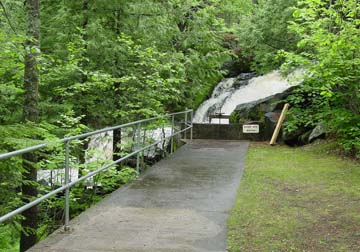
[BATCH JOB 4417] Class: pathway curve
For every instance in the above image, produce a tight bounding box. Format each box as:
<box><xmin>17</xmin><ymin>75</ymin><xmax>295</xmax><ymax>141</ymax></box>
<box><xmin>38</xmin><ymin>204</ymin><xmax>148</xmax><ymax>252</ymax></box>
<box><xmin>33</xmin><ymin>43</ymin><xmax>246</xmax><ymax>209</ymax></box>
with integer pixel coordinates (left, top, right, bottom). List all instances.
<box><xmin>28</xmin><ymin>140</ymin><xmax>249</xmax><ymax>252</ymax></box>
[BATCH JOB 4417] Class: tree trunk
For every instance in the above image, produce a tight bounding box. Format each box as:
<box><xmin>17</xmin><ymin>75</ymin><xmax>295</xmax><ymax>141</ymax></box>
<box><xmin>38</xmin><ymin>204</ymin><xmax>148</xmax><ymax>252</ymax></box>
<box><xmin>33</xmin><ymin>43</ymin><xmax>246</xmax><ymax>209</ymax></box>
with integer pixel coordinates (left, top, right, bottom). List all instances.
<box><xmin>113</xmin><ymin>9</ymin><xmax>123</xmax><ymax>166</ymax></box>
<box><xmin>20</xmin><ymin>0</ymin><xmax>40</xmax><ymax>251</ymax></box>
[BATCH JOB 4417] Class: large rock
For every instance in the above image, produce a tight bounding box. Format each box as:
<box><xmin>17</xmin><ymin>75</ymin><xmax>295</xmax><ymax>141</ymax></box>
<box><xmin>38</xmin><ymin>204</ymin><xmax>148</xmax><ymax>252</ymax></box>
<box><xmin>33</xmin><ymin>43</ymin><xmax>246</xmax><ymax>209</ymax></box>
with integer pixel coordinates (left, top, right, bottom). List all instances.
<box><xmin>283</xmin><ymin>124</ymin><xmax>326</xmax><ymax>146</ymax></box>
<box><xmin>229</xmin><ymin>88</ymin><xmax>296</xmax><ymax>140</ymax></box>
<box><xmin>309</xmin><ymin>124</ymin><xmax>326</xmax><ymax>142</ymax></box>
<box><xmin>231</xmin><ymin>87</ymin><xmax>296</xmax><ymax>123</ymax></box>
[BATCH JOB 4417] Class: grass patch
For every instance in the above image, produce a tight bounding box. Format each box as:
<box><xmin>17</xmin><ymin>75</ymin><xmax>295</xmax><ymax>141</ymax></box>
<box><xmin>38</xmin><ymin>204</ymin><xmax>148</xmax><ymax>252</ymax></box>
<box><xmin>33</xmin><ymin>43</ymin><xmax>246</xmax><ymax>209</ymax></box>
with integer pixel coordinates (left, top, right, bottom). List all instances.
<box><xmin>227</xmin><ymin>142</ymin><xmax>360</xmax><ymax>252</ymax></box>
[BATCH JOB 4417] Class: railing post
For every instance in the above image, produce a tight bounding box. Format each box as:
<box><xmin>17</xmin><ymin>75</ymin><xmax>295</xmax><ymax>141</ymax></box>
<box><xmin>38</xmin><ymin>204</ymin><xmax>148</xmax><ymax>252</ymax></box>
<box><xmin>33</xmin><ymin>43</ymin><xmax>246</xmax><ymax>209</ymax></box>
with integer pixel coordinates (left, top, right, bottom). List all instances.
<box><xmin>161</xmin><ymin>122</ymin><xmax>166</xmax><ymax>158</ymax></box>
<box><xmin>190</xmin><ymin>110</ymin><xmax>193</xmax><ymax>141</ymax></box>
<box><xmin>136</xmin><ymin>123</ymin><xmax>141</xmax><ymax>173</ymax></box>
<box><xmin>64</xmin><ymin>140</ymin><xmax>70</xmax><ymax>231</ymax></box>
<box><xmin>142</xmin><ymin>128</ymin><xmax>146</xmax><ymax>169</ymax></box>
<box><xmin>170</xmin><ymin>115</ymin><xmax>174</xmax><ymax>154</ymax></box>
<box><xmin>184</xmin><ymin>111</ymin><xmax>188</xmax><ymax>140</ymax></box>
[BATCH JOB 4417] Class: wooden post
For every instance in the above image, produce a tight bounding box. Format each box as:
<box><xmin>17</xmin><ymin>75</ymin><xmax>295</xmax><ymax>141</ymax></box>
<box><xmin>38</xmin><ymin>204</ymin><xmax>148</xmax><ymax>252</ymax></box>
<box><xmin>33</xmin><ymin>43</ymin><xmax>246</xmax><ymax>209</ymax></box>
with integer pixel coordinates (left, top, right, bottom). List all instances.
<box><xmin>270</xmin><ymin>103</ymin><xmax>289</xmax><ymax>146</ymax></box>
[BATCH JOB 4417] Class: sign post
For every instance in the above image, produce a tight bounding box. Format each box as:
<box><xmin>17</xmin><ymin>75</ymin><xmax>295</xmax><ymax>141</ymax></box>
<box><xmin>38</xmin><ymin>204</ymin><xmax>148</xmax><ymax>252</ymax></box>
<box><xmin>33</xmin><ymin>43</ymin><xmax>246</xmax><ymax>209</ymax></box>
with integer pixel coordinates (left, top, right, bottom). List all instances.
<box><xmin>270</xmin><ymin>103</ymin><xmax>289</xmax><ymax>145</ymax></box>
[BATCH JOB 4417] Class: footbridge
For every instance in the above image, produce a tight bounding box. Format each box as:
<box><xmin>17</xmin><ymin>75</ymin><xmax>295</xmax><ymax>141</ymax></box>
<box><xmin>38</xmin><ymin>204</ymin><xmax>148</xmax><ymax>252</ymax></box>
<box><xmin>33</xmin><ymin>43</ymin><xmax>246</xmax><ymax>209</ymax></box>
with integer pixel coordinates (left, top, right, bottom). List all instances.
<box><xmin>0</xmin><ymin>110</ymin><xmax>250</xmax><ymax>252</ymax></box>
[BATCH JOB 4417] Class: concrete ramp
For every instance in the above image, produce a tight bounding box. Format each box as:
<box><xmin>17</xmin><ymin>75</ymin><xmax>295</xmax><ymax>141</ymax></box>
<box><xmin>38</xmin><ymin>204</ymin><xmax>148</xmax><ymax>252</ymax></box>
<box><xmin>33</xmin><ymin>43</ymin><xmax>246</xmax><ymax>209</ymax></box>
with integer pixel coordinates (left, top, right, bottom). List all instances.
<box><xmin>28</xmin><ymin>140</ymin><xmax>249</xmax><ymax>252</ymax></box>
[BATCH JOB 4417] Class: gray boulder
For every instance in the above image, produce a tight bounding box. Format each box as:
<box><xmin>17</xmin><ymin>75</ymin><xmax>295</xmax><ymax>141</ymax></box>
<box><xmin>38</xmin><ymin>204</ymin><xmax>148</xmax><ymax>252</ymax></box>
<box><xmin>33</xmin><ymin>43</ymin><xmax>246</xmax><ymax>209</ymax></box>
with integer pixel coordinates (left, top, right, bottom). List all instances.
<box><xmin>309</xmin><ymin>124</ymin><xmax>326</xmax><ymax>142</ymax></box>
<box><xmin>232</xmin><ymin>87</ymin><xmax>295</xmax><ymax>122</ymax></box>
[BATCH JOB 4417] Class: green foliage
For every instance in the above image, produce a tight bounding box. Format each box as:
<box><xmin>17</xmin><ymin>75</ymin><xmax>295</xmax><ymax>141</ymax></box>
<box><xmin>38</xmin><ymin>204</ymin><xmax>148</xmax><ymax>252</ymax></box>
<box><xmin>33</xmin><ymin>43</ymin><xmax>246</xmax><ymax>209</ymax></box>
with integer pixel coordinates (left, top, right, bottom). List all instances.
<box><xmin>95</xmin><ymin>166</ymin><xmax>138</xmax><ymax>191</ymax></box>
<box><xmin>235</xmin><ymin>0</ymin><xmax>298</xmax><ymax>73</ymax></box>
<box><xmin>282</xmin><ymin>0</ymin><xmax>360</xmax><ymax>157</ymax></box>
<box><xmin>0</xmin><ymin>30</ymin><xmax>24</xmax><ymax>124</ymax></box>
<box><xmin>0</xmin><ymin>224</ymin><xmax>19</xmax><ymax>252</ymax></box>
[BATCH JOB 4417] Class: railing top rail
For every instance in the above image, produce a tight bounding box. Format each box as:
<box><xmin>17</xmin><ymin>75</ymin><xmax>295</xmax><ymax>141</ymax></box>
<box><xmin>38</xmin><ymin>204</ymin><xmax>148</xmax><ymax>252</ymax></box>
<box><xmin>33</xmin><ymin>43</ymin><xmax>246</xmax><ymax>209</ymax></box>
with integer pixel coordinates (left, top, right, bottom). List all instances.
<box><xmin>0</xmin><ymin>110</ymin><xmax>192</xmax><ymax>160</ymax></box>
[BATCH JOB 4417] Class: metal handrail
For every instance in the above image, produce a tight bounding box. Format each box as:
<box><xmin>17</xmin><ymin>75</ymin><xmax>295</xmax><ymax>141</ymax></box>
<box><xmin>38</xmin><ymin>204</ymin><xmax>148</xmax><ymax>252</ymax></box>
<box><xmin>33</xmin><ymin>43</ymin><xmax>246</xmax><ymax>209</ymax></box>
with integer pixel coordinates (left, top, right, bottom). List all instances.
<box><xmin>0</xmin><ymin>109</ymin><xmax>193</xmax><ymax>160</ymax></box>
<box><xmin>0</xmin><ymin>110</ymin><xmax>193</xmax><ymax>230</ymax></box>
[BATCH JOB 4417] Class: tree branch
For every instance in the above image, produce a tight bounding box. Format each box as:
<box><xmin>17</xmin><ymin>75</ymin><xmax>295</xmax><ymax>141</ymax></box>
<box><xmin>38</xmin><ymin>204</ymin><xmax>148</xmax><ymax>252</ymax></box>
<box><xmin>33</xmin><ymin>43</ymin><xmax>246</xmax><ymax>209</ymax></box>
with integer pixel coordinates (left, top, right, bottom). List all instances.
<box><xmin>0</xmin><ymin>0</ymin><xmax>18</xmax><ymax>34</ymax></box>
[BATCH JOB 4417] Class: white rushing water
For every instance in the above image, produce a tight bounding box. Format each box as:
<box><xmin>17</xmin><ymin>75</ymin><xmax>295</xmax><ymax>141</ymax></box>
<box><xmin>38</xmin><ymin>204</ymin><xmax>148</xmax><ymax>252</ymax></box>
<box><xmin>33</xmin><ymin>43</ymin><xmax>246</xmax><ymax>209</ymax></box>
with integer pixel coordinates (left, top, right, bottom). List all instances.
<box><xmin>193</xmin><ymin>70</ymin><xmax>303</xmax><ymax>124</ymax></box>
<box><xmin>193</xmin><ymin>77</ymin><xmax>237</xmax><ymax>123</ymax></box>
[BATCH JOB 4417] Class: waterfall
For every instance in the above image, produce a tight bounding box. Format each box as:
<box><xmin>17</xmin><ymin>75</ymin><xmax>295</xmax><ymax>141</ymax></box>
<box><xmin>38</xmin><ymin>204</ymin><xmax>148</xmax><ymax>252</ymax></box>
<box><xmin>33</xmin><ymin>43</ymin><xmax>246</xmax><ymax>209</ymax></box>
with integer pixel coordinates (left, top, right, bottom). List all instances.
<box><xmin>193</xmin><ymin>70</ymin><xmax>302</xmax><ymax>124</ymax></box>
<box><xmin>193</xmin><ymin>77</ymin><xmax>237</xmax><ymax>123</ymax></box>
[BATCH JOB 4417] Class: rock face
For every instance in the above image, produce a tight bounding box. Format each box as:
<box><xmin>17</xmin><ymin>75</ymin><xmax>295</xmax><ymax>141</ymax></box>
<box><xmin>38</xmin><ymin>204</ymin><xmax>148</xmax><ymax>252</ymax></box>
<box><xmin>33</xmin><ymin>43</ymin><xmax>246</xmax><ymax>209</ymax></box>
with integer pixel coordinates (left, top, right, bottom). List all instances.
<box><xmin>234</xmin><ymin>93</ymin><xmax>287</xmax><ymax>120</ymax></box>
<box><xmin>309</xmin><ymin>124</ymin><xmax>326</xmax><ymax>142</ymax></box>
<box><xmin>232</xmin><ymin>73</ymin><xmax>256</xmax><ymax>89</ymax></box>
<box><xmin>229</xmin><ymin>88</ymin><xmax>296</xmax><ymax>141</ymax></box>
<box><xmin>229</xmin><ymin>85</ymin><xmax>325</xmax><ymax>144</ymax></box>
<box><xmin>230</xmin><ymin>87</ymin><xmax>295</xmax><ymax>121</ymax></box>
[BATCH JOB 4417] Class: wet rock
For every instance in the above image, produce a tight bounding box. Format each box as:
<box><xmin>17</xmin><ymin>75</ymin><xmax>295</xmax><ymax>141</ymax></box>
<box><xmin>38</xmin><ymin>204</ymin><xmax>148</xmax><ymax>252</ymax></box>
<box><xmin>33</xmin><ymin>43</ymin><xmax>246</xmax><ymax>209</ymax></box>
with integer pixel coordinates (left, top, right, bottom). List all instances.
<box><xmin>232</xmin><ymin>73</ymin><xmax>256</xmax><ymax>89</ymax></box>
<box><xmin>232</xmin><ymin>87</ymin><xmax>295</xmax><ymax>122</ymax></box>
<box><xmin>237</xmin><ymin>72</ymin><xmax>256</xmax><ymax>80</ymax></box>
<box><xmin>233</xmin><ymin>79</ymin><xmax>249</xmax><ymax>89</ymax></box>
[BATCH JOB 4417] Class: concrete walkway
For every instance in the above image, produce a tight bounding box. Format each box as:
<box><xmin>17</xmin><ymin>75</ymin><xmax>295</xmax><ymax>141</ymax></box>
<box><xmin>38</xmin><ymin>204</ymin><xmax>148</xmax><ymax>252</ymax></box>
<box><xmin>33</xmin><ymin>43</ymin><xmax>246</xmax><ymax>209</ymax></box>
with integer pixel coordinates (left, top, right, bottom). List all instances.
<box><xmin>28</xmin><ymin>140</ymin><xmax>249</xmax><ymax>252</ymax></box>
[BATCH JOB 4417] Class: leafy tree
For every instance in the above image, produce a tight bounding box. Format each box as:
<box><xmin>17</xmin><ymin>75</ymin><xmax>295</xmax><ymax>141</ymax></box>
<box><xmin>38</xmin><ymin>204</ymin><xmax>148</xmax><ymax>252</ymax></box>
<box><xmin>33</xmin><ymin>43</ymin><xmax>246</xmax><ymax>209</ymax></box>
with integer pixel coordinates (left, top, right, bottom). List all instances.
<box><xmin>282</xmin><ymin>0</ymin><xmax>360</xmax><ymax>156</ymax></box>
<box><xmin>20</xmin><ymin>0</ymin><xmax>41</xmax><ymax>250</ymax></box>
<box><xmin>235</xmin><ymin>0</ymin><xmax>298</xmax><ymax>73</ymax></box>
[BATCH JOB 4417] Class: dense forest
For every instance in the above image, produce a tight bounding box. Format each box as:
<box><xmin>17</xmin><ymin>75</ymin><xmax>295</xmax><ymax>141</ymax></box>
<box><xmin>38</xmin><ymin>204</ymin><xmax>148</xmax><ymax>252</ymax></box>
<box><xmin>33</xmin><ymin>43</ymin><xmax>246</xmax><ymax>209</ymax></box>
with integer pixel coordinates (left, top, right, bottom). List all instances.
<box><xmin>0</xmin><ymin>0</ymin><xmax>359</xmax><ymax>251</ymax></box>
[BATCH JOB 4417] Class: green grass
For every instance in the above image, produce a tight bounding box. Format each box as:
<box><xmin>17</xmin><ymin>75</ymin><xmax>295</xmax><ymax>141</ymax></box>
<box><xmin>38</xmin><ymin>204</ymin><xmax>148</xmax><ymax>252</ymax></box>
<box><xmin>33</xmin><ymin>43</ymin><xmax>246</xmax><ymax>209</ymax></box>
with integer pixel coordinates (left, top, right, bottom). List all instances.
<box><xmin>227</xmin><ymin>142</ymin><xmax>360</xmax><ymax>252</ymax></box>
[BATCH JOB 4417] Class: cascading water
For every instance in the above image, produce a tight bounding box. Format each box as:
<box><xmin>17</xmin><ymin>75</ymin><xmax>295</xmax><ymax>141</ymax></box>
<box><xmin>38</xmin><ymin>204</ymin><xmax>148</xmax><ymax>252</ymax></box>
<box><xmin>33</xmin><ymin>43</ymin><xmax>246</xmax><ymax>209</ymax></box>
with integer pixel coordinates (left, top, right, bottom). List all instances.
<box><xmin>193</xmin><ymin>77</ymin><xmax>237</xmax><ymax>124</ymax></box>
<box><xmin>193</xmin><ymin>70</ymin><xmax>303</xmax><ymax>124</ymax></box>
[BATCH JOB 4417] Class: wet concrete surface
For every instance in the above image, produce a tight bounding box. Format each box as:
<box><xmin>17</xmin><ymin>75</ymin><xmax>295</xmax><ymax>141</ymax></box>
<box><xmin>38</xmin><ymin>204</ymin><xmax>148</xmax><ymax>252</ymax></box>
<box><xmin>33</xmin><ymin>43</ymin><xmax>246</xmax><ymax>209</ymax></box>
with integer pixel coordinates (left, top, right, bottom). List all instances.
<box><xmin>28</xmin><ymin>140</ymin><xmax>249</xmax><ymax>252</ymax></box>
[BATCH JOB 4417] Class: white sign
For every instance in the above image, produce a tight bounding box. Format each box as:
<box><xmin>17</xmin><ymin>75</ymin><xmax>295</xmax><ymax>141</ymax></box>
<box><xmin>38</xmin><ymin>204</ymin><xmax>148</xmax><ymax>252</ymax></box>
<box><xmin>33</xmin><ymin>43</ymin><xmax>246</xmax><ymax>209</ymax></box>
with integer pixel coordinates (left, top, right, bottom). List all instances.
<box><xmin>243</xmin><ymin>124</ymin><xmax>260</xmax><ymax>134</ymax></box>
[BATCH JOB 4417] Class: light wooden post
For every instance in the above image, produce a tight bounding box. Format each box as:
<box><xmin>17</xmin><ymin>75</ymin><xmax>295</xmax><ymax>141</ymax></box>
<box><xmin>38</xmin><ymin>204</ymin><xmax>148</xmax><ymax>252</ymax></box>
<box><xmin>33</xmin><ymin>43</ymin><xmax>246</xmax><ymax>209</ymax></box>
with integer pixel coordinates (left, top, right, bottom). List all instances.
<box><xmin>270</xmin><ymin>103</ymin><xmax>289</xmax><ymax>146</ymax></box>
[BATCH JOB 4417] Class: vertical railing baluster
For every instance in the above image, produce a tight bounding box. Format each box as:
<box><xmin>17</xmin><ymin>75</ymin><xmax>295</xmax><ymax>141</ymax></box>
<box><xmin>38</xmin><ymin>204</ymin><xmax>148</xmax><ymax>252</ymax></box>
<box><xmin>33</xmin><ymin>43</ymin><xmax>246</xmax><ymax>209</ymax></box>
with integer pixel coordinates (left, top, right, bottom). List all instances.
<box><xmin>64</xmin><ymin>140</ymin><xmax>70</xmax><ymax>231</ymax></box>
<box><xmin>170</xmin><ymin>115</ymin><xmax>174</xmax><ymax>154</ymax></box>
<box><xmin>184</xmin><ymin>111</ymin><xmax>188</xmax><ymax>140</ymax></box>
<box><xmin>136</xmin><ymin>123</ymin><xmax>141</xmax><ymax>173</ymax></box>
<box><xmin>142</xmin><ymin>127</ymin><xmax>146</xmax><ymax>169</ymax></box>
<box><xmin>161</xmin><ymin>121</ymin><xmax>166</xmax><ymax>158</ymax></box>
<box><xmin>190</xmin><ymin>110</ymin><xmax>193</xmax><ymax>141</ymax></box>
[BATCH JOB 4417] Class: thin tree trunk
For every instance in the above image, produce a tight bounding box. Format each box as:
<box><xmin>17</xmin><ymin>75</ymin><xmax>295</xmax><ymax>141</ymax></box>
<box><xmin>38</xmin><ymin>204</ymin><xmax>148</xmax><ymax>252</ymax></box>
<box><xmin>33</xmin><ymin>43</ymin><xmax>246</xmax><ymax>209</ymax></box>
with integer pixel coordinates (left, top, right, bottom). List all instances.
<box><xmin>113</xmin><ymin>9</ymin><xmax>123</xmax><ymax>165</ymax></box>
<box><xmin>20</xmin><ymin>0</ymin><xmax>40</xmax><ymax>251</ymax></box>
